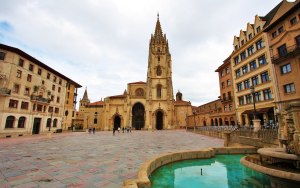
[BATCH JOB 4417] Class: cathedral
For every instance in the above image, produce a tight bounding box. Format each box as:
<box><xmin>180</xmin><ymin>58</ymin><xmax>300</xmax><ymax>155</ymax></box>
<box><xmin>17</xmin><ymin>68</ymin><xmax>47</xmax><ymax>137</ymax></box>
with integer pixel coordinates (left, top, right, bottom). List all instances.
<box><xmin>75</xmin><ymin>16</ymin><xmax>192</xmax><ymax>131</ymax></box>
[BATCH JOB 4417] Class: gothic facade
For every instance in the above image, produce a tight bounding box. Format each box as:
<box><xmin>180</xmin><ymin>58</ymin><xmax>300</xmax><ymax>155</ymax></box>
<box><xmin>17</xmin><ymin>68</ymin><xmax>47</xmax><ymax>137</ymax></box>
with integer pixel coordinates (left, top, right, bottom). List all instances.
<box><xmin>77</xmin><ymin>16</ymin><xmax>192</xmax><ymax>131</ymax></box>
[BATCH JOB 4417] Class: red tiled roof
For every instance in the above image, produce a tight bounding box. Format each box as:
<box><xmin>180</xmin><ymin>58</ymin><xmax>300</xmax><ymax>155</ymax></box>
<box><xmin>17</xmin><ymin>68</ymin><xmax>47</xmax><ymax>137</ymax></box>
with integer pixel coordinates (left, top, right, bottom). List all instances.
<box><xmin>86</xmin><ymin>100</ymin><xmax>105</xmax><ymax>106</ymax></box>
<box><xmin>128</xmin><ymin>81</ymin><xmax>146</xmax><ymax>84</ymax></box>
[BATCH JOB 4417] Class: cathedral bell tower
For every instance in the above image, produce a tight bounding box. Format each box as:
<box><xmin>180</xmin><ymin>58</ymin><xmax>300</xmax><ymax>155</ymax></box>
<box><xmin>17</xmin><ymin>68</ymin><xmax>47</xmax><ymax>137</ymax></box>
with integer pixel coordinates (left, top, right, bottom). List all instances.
<box><xmin>146</xmin><ymin>14</ymin><xmax>174</xmax><ymax>129</ymax></box>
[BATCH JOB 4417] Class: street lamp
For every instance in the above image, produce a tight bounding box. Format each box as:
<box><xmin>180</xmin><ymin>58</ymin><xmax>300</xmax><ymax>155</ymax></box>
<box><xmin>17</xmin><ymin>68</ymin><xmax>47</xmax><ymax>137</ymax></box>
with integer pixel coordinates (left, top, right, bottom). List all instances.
<box><xmin>193</xmin><ymin>110</ymin><xmax>196</xmax><ymax>132</ymax></box>
<box><xmin>250</xmin><ymin>86</ymin><xmax>257</xmax><ymax>121</ymax></box>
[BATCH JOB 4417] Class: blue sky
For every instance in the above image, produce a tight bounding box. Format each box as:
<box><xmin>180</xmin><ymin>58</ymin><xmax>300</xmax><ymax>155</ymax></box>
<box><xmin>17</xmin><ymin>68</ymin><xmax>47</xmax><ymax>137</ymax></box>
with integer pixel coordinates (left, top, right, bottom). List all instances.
<box><xmin>0</xmin><ymin>0</ymin><xmax>283</xmax><ymax>107</ymax></box>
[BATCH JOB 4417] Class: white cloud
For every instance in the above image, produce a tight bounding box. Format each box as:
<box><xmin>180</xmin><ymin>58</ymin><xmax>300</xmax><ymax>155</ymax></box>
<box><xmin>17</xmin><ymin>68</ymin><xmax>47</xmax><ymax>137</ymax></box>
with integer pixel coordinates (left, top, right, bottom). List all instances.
<box><xmin>0</xmin><ymin>0</ymin><xmax>282</xmax><ymax>107</ymax></box>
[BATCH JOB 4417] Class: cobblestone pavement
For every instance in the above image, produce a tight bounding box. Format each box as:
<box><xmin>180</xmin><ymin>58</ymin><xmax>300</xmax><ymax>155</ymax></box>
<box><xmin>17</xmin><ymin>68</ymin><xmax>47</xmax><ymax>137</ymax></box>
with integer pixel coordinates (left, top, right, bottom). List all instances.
<box><xmin>0</xmin><ymin>130</ymin><xmax>223</xmax><ymax>188</ymax></box>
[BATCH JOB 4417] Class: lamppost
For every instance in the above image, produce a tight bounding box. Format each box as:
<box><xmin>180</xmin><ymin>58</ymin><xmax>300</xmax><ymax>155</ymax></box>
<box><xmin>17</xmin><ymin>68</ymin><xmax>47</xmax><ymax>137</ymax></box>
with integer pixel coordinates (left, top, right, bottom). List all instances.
<box><xmin>193</xmin><ymin>110</ymin><xmax>196</xmax><ymax>132</ymax></box>
<box><xmin>250</xmin><ymin>86</ymin><xmax>257</xmax><ymax>120</ymax></box>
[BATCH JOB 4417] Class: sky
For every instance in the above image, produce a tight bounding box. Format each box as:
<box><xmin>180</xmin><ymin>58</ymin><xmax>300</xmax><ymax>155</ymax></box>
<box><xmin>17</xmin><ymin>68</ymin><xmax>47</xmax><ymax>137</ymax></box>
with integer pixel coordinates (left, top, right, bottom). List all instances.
<box><xmin>0</xmin><ymin>0</ymin><xmax>283</xmax><ymax>108</ymax></box>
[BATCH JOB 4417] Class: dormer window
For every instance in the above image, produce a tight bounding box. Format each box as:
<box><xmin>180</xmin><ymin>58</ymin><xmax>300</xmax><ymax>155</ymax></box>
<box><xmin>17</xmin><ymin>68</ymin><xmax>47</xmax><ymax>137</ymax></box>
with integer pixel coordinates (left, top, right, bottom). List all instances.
<box><xmin>256</xmin><ymin>26</ymin><xmax>261</xmax><ymax>33</ymax></box>
<box><xmin>248</xmin><ymin>33</ymin><xmax>253</xmax><ymax>40</ymax></box>
<box><xmin>241</xmin><ymin>40</ymin><xmax>245</xmax><ymax>46</ymax></box>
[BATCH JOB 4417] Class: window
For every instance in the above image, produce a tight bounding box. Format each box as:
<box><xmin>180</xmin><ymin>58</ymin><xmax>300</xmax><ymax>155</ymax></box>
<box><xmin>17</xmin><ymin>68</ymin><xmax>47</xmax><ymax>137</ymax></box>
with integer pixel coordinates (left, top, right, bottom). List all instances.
<box><xmin>53</xmin><ymin>119</ymin><xmax>57</xmax><ymax>127</ymax></box>
<box><xmin>9</xmin><ymin>99</ymin><xmax>18</xmax><ymax>108</ymax></box>
<box><xmin>17</xmin><ymin>70</ymin><xmax>22</xmax><ymax>78</ymax></box>
<box><xmin>272</xmin><ymin>31</ymin><xmax>277</xmax><ymax>38</ymax></box>
<box><xmin>58</xmin><ymin>87</ymin><xmax>61</xmax><ymax>93</ymax></box>
<box><xmin>241</xmin><ymin>40</ymin><xmax>245</xmax><ymax>46</ymax></box>
<box><xmin>258</xmin><ymin>55</ymin><xmax>266</xmax><ymax>66</ymax></box>
<box><xmin>59</xmin><ymin>79</ymin><xmax>62</xmax><ymax>85</ymax></box>
<box><xmin>157</xmin><ymin>84</ymin><xmax>162</xmax><ymax>98</ymax></box>
<box><xmin>51</xmin><ymin>95</ymin><xmax>54</xmax><ymax>101</ymax></box>
<box><xmin>18</xmin><ymin>117</ymin><xmax>26</xmax><ymax>128</ymax></box>
<box><xmin>53</xmin><ymin>76</ymin><xmax>57</xmax><ymax>82</ymax></box>
<box><xmin>156</xmin><ymin>65</ymin><xmax>162</xmax><ymax>76</ymax></box>
<box><xmin>252</xmin><ymin>76</ymin><xmax>259</xmax><ymax>86</ymax></box>
<box><xmin>24</xmin><ymin>87</ymin><xmax>30</xmax><ymax>96</ymax></box>
<box><xmin>37</xmin><ymin>104</ymin><xmax>43</xmax><ymax>111</ymax></box>
<box><xmin>296</xmin><ymin>35</ymin><xmax>300</xmax><ymax>47</ymax></box>
<box><xmin>237</xmin><ymin>83</ymin><xmax>243</xmax><ymax>91</ymax></box>
<box><xmin>229</xmin><ymin>104</ymin><xmax>233</xmax><ymax>111</ymax></box>
<box><xmin>247</xmin><ymin>45</ymin><xmax>254</xmax><ymax>56</ymax></box>
<box><xmin>236</xmin><ymin>69</ymin><xmax>241</xmax><ymax>78</ymax></box>
<box><xmin>94</xmin><ymin>118</ymin><xmax>98</xmax><ymax>124</ymax></box>
<box><xmin>256</xmin><ymin>39</ymin><xmax>264</xmax><ymax>50</ymax></box>
<box><xmin>235</xmin><ymin>45</ymin><xmax>238</xmax><ymax>50</ymax></box>
<box><xmin>238</xmin><ymin>96</ymin><xmax>245</xmax><ymax>105</ymax></box>
<box><xmin>0</xmin><ymin>51</ymin><xmax>5</xmax><ymax>60</ymax></box>
<box><xmin>242</xmin><ymin>65</ymin><xmax>248</xmax><ymax>74</ymax></box>
<box><xmin>21</xmin><ymin>101</ymin><xmax>29</xmax><ymax>110</ymax></box>
<box><xmin>19</xmin><ymin>58</ymin><xmax>24</xmax><ymax>67</ymax></box>
<box><xmin>157</xmin><ymin>56</ymin><xmax>160</xmax><ymax>61</ymax></box>
<box><xmin>225</xmin><ymin>67</ymin><xmax>229</xmax><ymax>74</ymax></box>
<box><xmin>29</xmin><ymin>64</ymin><xmax>34</xmax><ymax>72</ymax></box>
<box><xmin>244</xmin><ymin>79</ymin><xmax>251</xmax><ymax>89</ymax></box>
<box><xmin>246</xmin><ymin>94</ymin><xmax>252</xmax><ymax>104</ymax></box>
<box><xmin>256</xmin><ymin>26</ymin><xmax>261</xmax><ymax>33</ymax></box>
<box><xmin>261</xmin><ymin>71</ymin><xmax>269</xmax><ymax>83</ymax></box>
<box><xmin>227</xmin><ymin>79</ymin><xmax>231</xmax><ymax>86</ymax></box>
<box><xmin>284</xmin><ymin>83</ymin><xmax>295</xmax><ymax>93</ymax></box>
<box><xmin>55</xmin><ymin>107</ymin><xmax>59</xmax><ymax>113</ymax></box>
<box><xmin>13</xmin><ymin>84</ymin><xmax>20</xmax><ymax>93</ymax></box>
<box><xmin>290</xmin><ymin>17</ymin><xmax>297</xmax><ymax>25</ymax></box>
<box><xmin>250</xmin><ymin>60</ymin><xmax>257</xmax><ymax>70</ymax></box>
<box><xmin>38</xmin><ymin>68</ymin><xmax>42</xmax><ymax>75</ymax></box>
<box><xmin>221</xmin><ymin>82</ymin><xmax>225</xmax><ymax>89</ymax></box>
<box><xmin>248</xmin><ymin>33</ymin><xmax>253</xmax><ymax>40</ymax></box>
<box><xmin>223</xmin><ymin>93</ymin><xmax>226</xmax><ymax>100</ymax></box>
<box><xmin>228</xmin><ymin>92</ymin><xmax>232</xmax><ymax>100</ymax></box>
<box><xmin>221</xmin><ymin>70</ymin><xmax>224</xmax><ymax>77</ymax></box>
<box><xmin>278</xmin><ymin>26</ymin><xmax>284</xmax><ymax>34</ymax></box>
<box><xmin>254</xmin><ymin>91</ymin><xmax>262</xmax><ymax>102</ymax></box>
<box><xmin>224</xmin><ymin>105</ymin><xmax>227</xmax><ymax>112</ymax></box>
<box><xmin>135</xmin><ymin>88</ymin><xmax>144</xmax><ymax>96</ymax></box>
<box><xmin>5</xmin><ymin>116</ymin><xmax>15</xmax><ymax>128</ymax></box>
<box><xmin>278</xmin><ymin>44</ymin><xmax>287</xmax><ymax>57</ymax></box>
<box><xmin>234</xmin><ymin>56</ymin><xmax>240</xmax><ymax>65</ymax></box>
<box><xmin>240</xmin><ymin>51</ymin><xmax>246</xmax><ymax>60</ymax></box>
<box><xmin>281</xmin><ymin>63</ymin><xmax>292</xmax><ymax>74</ymax></box>
<box><xmin>52</xmin><ymin>84</ymin><xmax>55</xmax><ymax>91</ymax></box>
<box><xmin>263</xmin><ymin>89</ymin><xmax>272</xmax><ymax>100</ymax></box>
<box><xmin>47</xmin><ymin>73</ymin><xmax>50</xmax><ymax>79</ymax></box>
<box><xmin>56</xmin><ymin>97</ymin><xmax>60</xmax><ymax>103</ymax></box>
<box><xmin>27</xmin><ymin>74</ymin><xmax>32</xmax><ymax>82</ymax></box>
<box><xmin>49</xmin><ymin>106</ymin><xmax>53</xmax><ymax>113</ymax></box>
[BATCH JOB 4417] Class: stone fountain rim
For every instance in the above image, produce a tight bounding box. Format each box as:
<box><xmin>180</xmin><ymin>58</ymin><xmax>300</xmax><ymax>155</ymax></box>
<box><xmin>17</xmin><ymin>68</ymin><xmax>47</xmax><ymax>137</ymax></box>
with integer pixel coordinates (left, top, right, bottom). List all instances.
<box><xmin>241</xmin><ymin>156</ymin><xmax>300</xmax><ymax>182</ymax></box>
<box><xmin>257</xmin><ymin>148</ymin><xmax>300</xmax><ymax>161</ymax></box>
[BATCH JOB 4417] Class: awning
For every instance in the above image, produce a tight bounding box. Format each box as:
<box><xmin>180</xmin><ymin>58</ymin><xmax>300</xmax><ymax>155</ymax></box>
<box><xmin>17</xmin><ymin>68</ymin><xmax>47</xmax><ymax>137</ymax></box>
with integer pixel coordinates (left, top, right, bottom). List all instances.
<box><xmin>242</xmin><ymin>107</ymin><xmax>273</xmax><ymax>114</ymax></box>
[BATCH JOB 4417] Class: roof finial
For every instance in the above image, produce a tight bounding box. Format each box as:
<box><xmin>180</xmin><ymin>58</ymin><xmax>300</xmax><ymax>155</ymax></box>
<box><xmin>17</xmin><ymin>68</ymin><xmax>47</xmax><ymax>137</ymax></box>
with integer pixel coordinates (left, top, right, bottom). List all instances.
<box><xmin>157</xmin><ymin>12</ymin><xmax>159</xmax><ymax>19</ymax></box>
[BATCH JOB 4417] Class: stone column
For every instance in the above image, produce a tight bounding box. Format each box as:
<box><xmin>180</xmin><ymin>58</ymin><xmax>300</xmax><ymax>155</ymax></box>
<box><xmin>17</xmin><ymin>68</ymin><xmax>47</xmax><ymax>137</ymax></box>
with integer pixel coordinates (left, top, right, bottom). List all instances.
<box><xmin>253</xmin><ymin>119</ymin><xmax>261</xmax><ymax>132</ymax></box>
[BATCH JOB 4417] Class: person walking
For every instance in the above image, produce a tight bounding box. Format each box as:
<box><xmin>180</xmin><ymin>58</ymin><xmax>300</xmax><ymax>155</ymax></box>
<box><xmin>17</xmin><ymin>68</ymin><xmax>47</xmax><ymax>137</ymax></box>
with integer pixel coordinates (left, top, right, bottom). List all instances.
<box><xmin>93</xmin><ymin>127</ymin><xmax>95</xmax><ymax>134</ymax></box>
<box><xmin>113</xmin><ymin>128</ymin><xmax>115</xmax><ymax>135</ymax></box>
<box><xmin>118</xmin><ymin>127</ymin><xmax>120</xmax><ymax>133</ymax></box>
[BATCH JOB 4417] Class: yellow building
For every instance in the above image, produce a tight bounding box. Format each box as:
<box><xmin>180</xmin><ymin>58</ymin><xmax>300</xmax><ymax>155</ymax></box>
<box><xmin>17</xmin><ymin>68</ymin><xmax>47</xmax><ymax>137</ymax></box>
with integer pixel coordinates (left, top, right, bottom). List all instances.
<box><xmin>77</xmin><ymin>16</ymin><xmax>193</xmax><ymax>131</ymax></box>
<box><xmin>0</xmin><ymin>44</ymin><xmax>81</xmax><ymax>138</ymax></box>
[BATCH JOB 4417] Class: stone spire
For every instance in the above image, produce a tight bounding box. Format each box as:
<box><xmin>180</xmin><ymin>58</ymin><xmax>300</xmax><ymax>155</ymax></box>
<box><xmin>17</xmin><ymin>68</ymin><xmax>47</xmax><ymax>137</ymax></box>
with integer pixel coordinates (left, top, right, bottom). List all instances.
<box><xmin>152</xmin><ymin>13</ymin><xmax>167</xmax><ymax>44</ymax></box>
<box><xmin>82</xmin><ymin>87</ymin><xmax>89</xmax><ymax>101</ymax></box>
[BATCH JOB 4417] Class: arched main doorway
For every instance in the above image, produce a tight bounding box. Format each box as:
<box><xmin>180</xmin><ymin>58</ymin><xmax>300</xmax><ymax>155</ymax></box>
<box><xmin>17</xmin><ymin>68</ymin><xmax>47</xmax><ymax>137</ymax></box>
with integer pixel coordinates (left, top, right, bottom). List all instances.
<box><xmin>132</xmin><ymin>103</ymin><xmax>145</xmax><ymax>130</ymax></box>
<box><xmin>114</xmin><ymin>116</ymin><xmax>121</xmax><ymax>130</ymax></box>
<box><xmin>156</xmin><ymin>111</ymin><xmax>163</xmax><ymax>130</ymax></box>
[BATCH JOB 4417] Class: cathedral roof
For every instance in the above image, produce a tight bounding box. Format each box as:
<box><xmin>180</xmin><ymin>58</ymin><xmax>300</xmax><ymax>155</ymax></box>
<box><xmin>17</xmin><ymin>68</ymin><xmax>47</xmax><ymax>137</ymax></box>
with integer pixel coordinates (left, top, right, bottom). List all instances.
<box><xmin>86</xmin><ymin>100</ymin><xmax>105</xmax><ymax>107</ymax></box>
<box><xmin>109</xmin><ymin>94</ymin><xmax>126</xmax><ymax>99</ymax></box>
<box><xmin>174</xmin><ymin>100</ymin><xmax>191</xmax><ymax>106</ymax></box>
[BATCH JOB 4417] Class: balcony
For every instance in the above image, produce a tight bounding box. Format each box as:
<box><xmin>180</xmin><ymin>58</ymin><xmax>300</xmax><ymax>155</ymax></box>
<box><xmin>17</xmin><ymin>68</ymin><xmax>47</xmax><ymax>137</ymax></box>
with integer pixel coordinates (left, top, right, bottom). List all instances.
<box><xmin>221</xmin><ymin>97</ymin><xmax>232</xmax><ymax>103</ymax></box>
<box><xmin>272</xmin><ymin>44</ymin><xmax>300</xmax><ymax>64</ymax></box>
<box><xmin>0</xmin><ymin>87</ymin><xmax>11</xmax><ymax>96</ymax></box>
<box><xmin>31</xmin><ymin>95</ymin><xmax>50</xmax><ymax>103</ymax></box>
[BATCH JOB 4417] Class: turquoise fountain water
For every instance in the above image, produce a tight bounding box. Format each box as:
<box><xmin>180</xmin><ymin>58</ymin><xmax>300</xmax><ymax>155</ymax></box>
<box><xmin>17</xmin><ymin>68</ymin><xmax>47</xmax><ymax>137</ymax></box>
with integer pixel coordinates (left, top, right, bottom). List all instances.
<box><xmin>150</xmin><ymin>154</ymin><xmax>271</xmax><ymax>188</ymax></box>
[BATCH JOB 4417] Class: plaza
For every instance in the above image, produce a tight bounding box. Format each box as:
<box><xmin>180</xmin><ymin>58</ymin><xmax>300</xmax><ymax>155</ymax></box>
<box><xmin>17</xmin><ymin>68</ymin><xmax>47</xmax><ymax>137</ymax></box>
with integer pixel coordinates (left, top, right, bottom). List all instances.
<box><xmin>0</xmin><ymin>130</ymin><xmax>223</xmax><ymax>187</ymax></box>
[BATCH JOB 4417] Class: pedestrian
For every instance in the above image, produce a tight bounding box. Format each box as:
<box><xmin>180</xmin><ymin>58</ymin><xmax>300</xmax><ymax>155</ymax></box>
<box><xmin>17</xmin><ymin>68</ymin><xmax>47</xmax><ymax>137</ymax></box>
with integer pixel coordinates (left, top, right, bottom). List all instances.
<box><xmin>89</xmin><ymin>128</ymin><xmax>91</xmax><ymax>134</ymax></box>
<box><xmin>113</xmin><ymin>128</ymin><xmax>115</xmax><ymax>135</ymax></box>
<box><xmin>122</xmin><ymin>127</ymin><xmax>124</xmax><ymax>133</ymax></box>
<box><xmin>129</xmin><ymin>127</ymin><xmax>131</xmax><ymax>133</ymax></box>
<box><xmin>93</xmin><ymin>127</ymin><xmax>95</xmax><ymax>134</ymax></box>
<box><xmin>126</xmin><ymin>127</ymin><xmax>129</xmax><ymax>133</ymax></box>
<box><xmin>118</xmin><ymin>127</ymin><xmax>120</xmax><ymax>133</ymax></box>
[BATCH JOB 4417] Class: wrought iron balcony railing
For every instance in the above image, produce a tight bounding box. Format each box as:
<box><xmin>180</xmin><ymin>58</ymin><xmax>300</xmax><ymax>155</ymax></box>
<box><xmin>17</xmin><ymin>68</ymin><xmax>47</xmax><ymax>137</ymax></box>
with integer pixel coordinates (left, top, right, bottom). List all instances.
<box><xmin>31</xmin><ymin>95</ymin><xmax>51</xmax><ymax>103</ymax></box>
<box><xmin>0</xmin><ymin>87</ymin><xmax>11</xmax><ymax>96</ymax></box>
<box><xmin>272</xmin><ymin>44</ymin><xmax>300</xmax><ymax>64</ymax></box>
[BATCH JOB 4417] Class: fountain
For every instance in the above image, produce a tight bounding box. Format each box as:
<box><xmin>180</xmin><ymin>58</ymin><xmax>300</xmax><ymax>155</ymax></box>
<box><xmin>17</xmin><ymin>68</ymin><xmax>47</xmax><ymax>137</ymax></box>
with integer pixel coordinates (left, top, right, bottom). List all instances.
<box><xmin>241</xmin><ymin>101</ymin><xmax>300</xmax><ymax>187</ymax></box>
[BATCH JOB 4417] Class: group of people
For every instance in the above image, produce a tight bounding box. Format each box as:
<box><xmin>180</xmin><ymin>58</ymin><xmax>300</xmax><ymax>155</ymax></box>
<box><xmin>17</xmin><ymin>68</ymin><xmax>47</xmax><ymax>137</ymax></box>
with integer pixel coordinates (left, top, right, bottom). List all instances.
<box><xmin>88</xmin><ymin>127</ymin><xmax>96</xmax><ymax>134</ymax></box>
<box><xmin>113</xmin><ymin>127</ymin><xmax>131</xmax><ymax>135</ymax></box>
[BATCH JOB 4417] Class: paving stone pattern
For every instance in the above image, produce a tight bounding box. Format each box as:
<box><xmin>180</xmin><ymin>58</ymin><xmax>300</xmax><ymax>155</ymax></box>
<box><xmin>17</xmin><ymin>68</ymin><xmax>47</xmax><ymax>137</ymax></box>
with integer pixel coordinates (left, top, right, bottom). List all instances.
<box><xmin>0</xmin><ymin>130</ymin><xmax>223</xmax><ymax>187</ymax></box>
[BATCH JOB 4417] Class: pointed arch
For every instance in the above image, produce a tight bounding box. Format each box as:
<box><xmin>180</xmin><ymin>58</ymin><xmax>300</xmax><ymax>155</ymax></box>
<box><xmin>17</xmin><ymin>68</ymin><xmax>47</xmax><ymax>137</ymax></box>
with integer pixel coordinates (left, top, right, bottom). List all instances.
<box><xmin>157</xmin><ymin>84</ymin><xmax>162</xmax><ymax>98</ymax></box>
<box><xmin>132</xmin><ymin>102</ymin><xmax>145</xmax><ymax>130</ymax></box>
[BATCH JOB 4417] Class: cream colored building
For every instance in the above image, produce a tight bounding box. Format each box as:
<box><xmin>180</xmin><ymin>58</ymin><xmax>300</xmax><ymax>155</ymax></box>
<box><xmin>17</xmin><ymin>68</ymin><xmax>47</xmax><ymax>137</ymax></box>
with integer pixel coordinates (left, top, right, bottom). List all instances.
<box><xmin>231</xmin><ymin>14</ymin><xmax>277</xmax><ymax>126</ymax></box>
<box><xmin>0</xmin><ymin>44</ymin><xmax>81</xmax><ymax>138</ymax></box>
<box><xmin>76</xmin><ymin>16</ymin><xmax>193</xmax><ymax>131</ymax></box>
